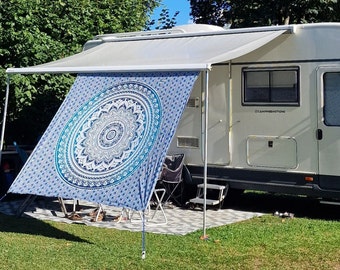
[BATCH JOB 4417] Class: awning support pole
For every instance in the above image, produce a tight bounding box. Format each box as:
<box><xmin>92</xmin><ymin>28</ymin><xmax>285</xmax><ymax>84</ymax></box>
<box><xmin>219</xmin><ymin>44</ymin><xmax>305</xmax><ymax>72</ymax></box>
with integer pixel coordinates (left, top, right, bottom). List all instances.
<box><xmin>141</xmin><ymin>210</ymin><xmax>146</xmax><ymax>259</ymax></box>
<box><xmin>202</xmin><ymin>69</ymin><xmax>209</xmax><ymax>239</ymax></box>
<box><xmin>0</xmin><ymin>75</ymin><xmax>10</xmax><ymax>163</ymax></box>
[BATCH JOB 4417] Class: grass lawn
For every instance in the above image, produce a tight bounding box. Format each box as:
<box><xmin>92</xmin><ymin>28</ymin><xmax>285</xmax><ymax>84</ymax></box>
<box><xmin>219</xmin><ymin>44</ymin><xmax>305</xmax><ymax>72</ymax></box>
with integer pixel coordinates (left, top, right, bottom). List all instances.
<box><xmin>0</xmin><ymin>206</ymin><xmax>339</xmax><ymax>270</ymax></box>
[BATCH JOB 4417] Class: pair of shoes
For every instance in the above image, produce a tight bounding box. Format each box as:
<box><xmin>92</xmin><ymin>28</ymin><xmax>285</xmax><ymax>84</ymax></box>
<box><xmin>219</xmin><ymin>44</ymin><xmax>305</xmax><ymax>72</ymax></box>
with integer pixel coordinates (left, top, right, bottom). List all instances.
<box><xmin>90</xmin><ymin>211</ymin><xmax>106</xmax><ymax>222</ymax></box>
<box><xmin>67</xmin><ymin>212</ymin><xmax>82</xmax><ymax>221</ymax></box>
<box><xmin>89</xmin><ymin>207</ymin><xmax>100</xmax><ymax>217</ymax></box>
<box><xmin>113</xmin><ymin>215</ymin><xmax>128</xmax><ymax>223</ymax></box>
<box><xmin>163</xmin><ymin>201</ymin><xmax>175</xmax><ymax>209</ymax></box>
<box><xmin>273</xmin><ymin>211</ymin><xmax>294</xmax><ymax>218</ymax></box>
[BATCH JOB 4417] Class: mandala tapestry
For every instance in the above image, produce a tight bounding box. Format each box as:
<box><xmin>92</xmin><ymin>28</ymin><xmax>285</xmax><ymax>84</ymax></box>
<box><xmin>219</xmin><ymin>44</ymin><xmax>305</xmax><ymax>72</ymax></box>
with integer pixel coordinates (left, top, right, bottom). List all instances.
<box><xmin>9</xmin><ymin>72</ymin><xmax>199</xmax><ymax>210</ymax></box>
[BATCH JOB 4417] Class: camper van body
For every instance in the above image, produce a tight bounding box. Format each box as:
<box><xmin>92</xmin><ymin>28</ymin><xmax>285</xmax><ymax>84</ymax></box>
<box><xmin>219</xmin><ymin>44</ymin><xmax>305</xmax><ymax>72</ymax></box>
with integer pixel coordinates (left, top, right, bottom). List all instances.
<box><xmin>167</xmin><ymin>23</ymin><xmax>340</xmax><ymax>200</ymax></box>
<box><xmin>13</xmin><ymin>22</ymin><xmax>338</xmax><ymax>201</ymax></box>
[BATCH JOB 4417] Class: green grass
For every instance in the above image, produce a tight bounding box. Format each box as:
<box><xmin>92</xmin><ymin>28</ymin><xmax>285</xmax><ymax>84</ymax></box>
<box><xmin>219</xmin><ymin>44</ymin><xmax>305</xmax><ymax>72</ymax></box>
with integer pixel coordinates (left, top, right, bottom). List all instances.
<box><xmin>0</xmin><ymin>212</ymin><xmax>339</xmax><ymax>270</ymax></box>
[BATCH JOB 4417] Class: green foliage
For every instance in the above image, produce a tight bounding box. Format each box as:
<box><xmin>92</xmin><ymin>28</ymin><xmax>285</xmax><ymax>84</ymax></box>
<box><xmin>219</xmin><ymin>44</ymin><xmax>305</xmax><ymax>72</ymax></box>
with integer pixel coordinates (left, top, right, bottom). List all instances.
<box><xmin>146</xmin><ymin>8</ymin><xmax>180</xmax><ymax>30</ymax></box>
<box><xmin>190</xmin><ymin>0</ymin><xmax>231</xmax><ymax>26</ymax></box>
<box><xmin>190</xmin><ymin>0</ymin><xmax>340</xmax><ymax>28</ymax></box>
<box><xmin>0</xmin><ymin>0</ymin><xmax>160</xmax><ymax>144</ymax></box>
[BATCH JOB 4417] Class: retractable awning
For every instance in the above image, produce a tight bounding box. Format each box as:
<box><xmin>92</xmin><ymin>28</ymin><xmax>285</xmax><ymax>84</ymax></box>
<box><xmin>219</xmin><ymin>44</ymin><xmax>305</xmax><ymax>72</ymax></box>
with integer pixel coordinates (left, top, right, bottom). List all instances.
<box><xmin>6</xmin><ymin>25</ymin><xmax>294</xmax><ymax>74</ymax></box>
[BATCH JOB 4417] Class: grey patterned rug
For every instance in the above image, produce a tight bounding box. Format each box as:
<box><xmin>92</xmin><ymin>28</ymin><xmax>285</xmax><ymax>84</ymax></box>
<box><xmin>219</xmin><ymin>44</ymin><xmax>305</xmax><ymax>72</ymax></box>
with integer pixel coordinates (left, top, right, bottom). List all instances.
<box><xmin>0</xmin><ymin>197</ymin><xmax>264</xmax><ymax>235</ymax></box>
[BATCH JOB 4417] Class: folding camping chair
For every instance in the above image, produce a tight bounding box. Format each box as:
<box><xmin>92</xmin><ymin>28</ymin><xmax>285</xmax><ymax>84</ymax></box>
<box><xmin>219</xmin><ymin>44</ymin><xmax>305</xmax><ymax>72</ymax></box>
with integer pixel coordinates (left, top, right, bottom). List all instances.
<box><xmin>13</xmin><ymin>141</ymin><xmax>77</xmax><ymax>218</ymax></box>
<box><xmin>158</xmin><ymin>153</ymin><xmax>185</xmax><ymax>206</ymax></box>
<box><xmin>128</xmin><ymin>187</ymin><xmax>168</xmax><ymax>225</ymax></box>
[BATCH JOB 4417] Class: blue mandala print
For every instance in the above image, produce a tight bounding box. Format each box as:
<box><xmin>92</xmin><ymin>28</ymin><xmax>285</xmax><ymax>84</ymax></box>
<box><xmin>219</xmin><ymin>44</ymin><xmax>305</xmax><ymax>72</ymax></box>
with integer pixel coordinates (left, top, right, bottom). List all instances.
<box><xmin>55</xmin><ymin>82</ymin><xmax>162</xmax><ymax>188</ymax></box>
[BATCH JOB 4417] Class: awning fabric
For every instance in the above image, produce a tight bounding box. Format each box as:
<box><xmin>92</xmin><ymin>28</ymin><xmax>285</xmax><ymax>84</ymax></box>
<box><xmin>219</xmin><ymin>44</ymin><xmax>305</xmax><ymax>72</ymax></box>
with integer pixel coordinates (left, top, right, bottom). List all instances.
<box><xmin>8</xmin><ymin>72</ymin><xmax>199</xmax><ymax>210</ymax></box>
<box><xmin>6</xmin><ymin>27</ymin><xmax>289</xmax><ymax>74</ymax></box>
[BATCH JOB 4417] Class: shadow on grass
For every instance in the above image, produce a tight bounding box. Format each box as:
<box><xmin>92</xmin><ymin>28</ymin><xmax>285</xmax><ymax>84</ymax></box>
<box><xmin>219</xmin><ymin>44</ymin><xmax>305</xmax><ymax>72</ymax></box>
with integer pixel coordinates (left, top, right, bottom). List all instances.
<box><xmin>224</xmin><ymin>191</ymin><xmax>340</xmax><ymax>221</ymax></box>
<box><xmin>0</xmin><ymin>194</ymin><xmax>91</xmax><ymax>244</ymax></box>
<box><xmin>0</xmin><ymin>212</ymin><xmax>92</xmax><ymax>243</ymax></box>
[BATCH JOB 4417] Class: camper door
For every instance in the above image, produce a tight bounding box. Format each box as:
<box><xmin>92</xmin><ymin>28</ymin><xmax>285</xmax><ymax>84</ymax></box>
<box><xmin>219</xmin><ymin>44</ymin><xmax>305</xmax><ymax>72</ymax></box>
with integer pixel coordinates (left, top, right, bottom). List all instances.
<box><xmin>317</xmin><ymin>66</ymin><xmax>340</xmax><ymax>190</ymax></box>
<box><xmin>206</xmin><ymin>66</ymin><xmax>230</xmax><ymax>165</ymax></box>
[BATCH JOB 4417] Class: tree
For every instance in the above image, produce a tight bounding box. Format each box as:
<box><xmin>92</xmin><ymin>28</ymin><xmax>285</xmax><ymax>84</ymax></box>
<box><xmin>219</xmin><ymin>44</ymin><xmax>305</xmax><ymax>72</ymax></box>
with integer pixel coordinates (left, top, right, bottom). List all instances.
<box><xmin>190</xmin><ymin>0</ymin><xmax>339</xmax><ymax>28</ymax></box>
<box><xmin>190</xmin><ymin>0</ymin><xmax>230</xmax><ymax>26</ymax></box>
<box><xmin>146</xmin><ymin>8</ymin><xmax>180</xmax><ymax>30</ymax></box>
<box><xmin>0</xmin><ymin>0</ymin><xmax>160</xmax><ymax>144</ymax></box>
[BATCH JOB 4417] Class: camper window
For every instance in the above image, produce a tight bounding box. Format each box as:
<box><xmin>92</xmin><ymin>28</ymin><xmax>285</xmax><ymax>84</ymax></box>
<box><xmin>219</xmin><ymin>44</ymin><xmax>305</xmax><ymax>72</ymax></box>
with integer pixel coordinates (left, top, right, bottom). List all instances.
<box><xmin>242</xmin><ymin>67</ymin><xmax>299</xmax><ymax>106</ymax></box>
<box><xmin>323</xmin><ymin>72</ymin><xmax>340</xmax><ymax>126</ymax></box>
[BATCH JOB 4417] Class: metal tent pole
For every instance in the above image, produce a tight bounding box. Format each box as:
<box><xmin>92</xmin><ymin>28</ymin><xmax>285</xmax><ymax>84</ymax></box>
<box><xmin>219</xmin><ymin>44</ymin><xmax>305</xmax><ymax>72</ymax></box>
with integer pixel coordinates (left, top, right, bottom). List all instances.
<box><xmin>141</xmin><ymin>210</ymin><xmax>146</xmax><ymax>259</ymax></box>
<box><xmin>0</xmin><ymin>75</ymin><xmax>10</xmax><ymax>163</ymax></box>
<box><xmin>202</xmin><ymin>69</ymin><xmax>209</xmax><ymax>239</ymax></box>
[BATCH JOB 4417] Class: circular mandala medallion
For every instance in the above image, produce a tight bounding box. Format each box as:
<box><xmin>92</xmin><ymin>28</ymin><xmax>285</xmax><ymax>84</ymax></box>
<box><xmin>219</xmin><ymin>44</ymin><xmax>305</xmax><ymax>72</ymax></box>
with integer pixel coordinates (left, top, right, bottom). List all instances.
<box><xmin>55</xmin><ymin>82</ymin><xmax>162</xmax><ymax>188</ymax></box>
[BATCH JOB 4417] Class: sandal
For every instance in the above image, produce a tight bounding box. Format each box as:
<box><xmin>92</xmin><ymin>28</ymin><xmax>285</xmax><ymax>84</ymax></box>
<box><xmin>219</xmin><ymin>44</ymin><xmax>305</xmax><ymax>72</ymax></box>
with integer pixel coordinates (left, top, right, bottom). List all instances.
<box><xmin>89</xmin><ymin>208</ymin><xmax>100</xmax><ymax>217</ymax></box>
<box><xmin>90</xmin><ymin>211</ymin><xmax>106</xmax><ymax>222</ymax></box>
<box><xmin>67</xmin><ymin>212</ymin><xmax>82</xmax><ymax>221</ymax></box>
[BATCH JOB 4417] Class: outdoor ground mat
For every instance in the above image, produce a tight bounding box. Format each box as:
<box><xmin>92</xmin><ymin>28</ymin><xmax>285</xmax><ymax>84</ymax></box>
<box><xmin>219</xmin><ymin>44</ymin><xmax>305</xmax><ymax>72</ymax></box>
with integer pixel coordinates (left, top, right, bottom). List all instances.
<box><xmin>0</xmin><ymin>197</ymin><xmax>264</xmax><ymax>235</ymax></box>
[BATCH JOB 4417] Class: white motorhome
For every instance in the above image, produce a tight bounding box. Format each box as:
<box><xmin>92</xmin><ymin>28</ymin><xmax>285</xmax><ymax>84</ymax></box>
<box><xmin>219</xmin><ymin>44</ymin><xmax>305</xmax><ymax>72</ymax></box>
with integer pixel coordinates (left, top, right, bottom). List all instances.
<box><xmin>5</xmin><ymin>23</ymin><xmax>340</xmax><ymax>204</ymax></box>
<box><xmin>165</xmin><ymin>23</ymin><xmax>340</xmax><ymax>202</ymax></box>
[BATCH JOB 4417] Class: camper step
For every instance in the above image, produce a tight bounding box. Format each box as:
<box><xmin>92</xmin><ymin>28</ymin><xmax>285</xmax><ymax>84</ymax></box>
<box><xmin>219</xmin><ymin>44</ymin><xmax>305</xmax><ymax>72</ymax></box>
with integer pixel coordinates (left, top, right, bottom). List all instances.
<box><xmin>189</xmin><ymin>197</ymin><xmax>222</xmax><ymax>206</ymax></box>
<box><xmin>189</xmin><ymin>183</ymin><xmax>229</xmax><ymax>209</ymax></box>
<box><xmin>192</xmin><ymin>175</ymin><xmax>229</xmax><ymax>182</ymax></box>
<box><xmin>196</xmin><ymin>183</ymin><xmax>226</xmax><ymax>190</ymax></box>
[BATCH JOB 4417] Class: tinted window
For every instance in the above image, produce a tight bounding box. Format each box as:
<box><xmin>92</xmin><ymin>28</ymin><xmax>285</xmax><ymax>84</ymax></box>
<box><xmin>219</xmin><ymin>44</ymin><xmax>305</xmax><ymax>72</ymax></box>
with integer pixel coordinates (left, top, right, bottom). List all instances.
<box><xmin>243</xmin><ymin>67</ymin><xmax>299</xmax><ymax>106</ymax></box>
<box><xmin>324</xmin><ymin>72</ymin><xmax>340</xmax><ymax>126</ymax></box>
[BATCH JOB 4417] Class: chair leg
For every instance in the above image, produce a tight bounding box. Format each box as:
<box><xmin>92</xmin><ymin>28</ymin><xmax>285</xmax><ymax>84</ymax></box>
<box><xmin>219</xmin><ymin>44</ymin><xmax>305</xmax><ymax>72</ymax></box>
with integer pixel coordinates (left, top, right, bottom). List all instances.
<box><xmin>16</xmin><ymin>194</ymin><xmax>37</xmax><ymax>217</ymax></box>
<box><xmin>94</xmin><ymin>204</ymin><xmax>104</xmax><ymax>222</ymax></box>
<box><xmin>148</xmin><ymin>188</ymin><xmax>167</xmax><ymax>226</ymax></box>
<box><xmin>117</xmin><ymin>208</ymin><xmax>131</xmax><ymax>223</ymax></box>
<box><xmin>163</xmin><ymin>181</ymin><xmax>183</xmax><ymax>206</ymax></box>
<box><xmin>58</xmin><ymin>197</ymin><xmax>68</xmax><ymax>217</ymax></box>
<box><xmin>129</xmin><ymin>188</ymin><xmax>167</xmax><ymax>226</ymax></box>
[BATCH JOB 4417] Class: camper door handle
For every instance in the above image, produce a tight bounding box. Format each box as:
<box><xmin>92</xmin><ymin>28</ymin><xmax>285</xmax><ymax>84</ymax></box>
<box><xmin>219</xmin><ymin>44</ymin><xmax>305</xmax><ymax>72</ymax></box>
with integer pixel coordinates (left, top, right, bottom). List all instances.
<box><xmin>316</xmin><ymin>129</ymin><xmax>323</xmax><ymax>140</ymax></box>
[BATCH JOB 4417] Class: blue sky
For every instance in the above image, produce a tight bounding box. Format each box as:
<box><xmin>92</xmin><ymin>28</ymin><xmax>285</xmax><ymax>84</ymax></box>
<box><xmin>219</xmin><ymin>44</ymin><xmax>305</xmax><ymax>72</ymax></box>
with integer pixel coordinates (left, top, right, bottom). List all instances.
<box><xmin>151</xmin><ymin>0</ymin><xmax>192</xmax><ymax>26</ymax></box>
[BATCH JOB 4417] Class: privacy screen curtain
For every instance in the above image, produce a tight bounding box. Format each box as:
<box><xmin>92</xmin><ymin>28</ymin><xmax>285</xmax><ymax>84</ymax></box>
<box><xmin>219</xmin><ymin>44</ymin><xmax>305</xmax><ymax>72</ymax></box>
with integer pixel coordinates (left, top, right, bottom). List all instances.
<box><xmin>9</xmin><ymin>71</ymin><xmax>199</xmax><ymax>210</ymax></box>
